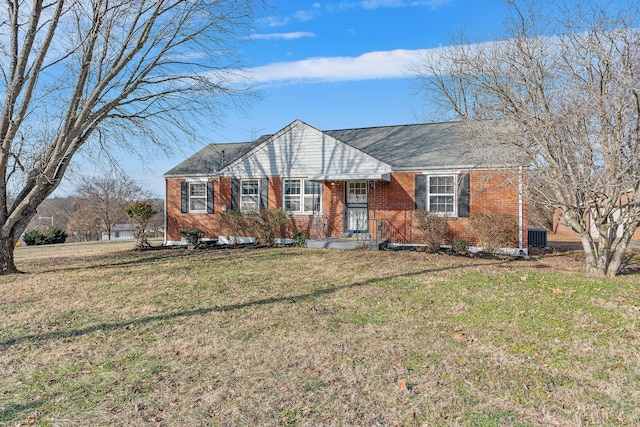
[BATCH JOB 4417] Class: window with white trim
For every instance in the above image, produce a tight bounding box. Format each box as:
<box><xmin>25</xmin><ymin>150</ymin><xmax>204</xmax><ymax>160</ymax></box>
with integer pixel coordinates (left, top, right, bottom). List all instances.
<box><xmin>428</xmin><ymin>175</ymin><xmax>456</xmax><ymax>215</ymax></box>
<box><xmin>284</xmin><ymin>178</ymin><xmax>321</xmax><ymax>213</ymax></box>
<box><xmin>189</xmin><ymin>182</ymin><xmax>207</xmax><ymax>213</ymax></box>
<box><xmin>240</xmin><ymin>179</ymin><xmax>259</xmax><ymax>211</ymax></box>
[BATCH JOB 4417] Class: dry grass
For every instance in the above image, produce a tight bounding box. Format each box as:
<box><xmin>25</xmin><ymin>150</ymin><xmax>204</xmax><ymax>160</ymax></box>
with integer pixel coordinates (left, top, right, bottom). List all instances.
<box><xmin>1</xmin><ymin>241</ymin><xmax>639</xmax><ymax>426</ymax></box>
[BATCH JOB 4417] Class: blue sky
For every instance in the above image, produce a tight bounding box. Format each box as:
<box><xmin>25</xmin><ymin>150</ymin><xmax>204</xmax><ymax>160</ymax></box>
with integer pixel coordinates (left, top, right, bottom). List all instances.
<box><xmin>220</xmin><ymin>0</ymin><xmax>508</xmax><ymax>140</ymax></box>
<box><xmin>75</xmin><ymin>0</ymin><xmax>513</xmax><ymax>196</ymax></box>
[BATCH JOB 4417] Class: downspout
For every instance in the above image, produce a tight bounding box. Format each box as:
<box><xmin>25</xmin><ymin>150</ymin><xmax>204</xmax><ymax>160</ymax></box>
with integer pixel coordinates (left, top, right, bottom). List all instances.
<box><xmin>373</xmin><ymin>180</ymin><xmax>377</xmax><ymax>240</ymax></box>
<box><xmin>518</xmin><ymin>166</ymin><xmax>524</xmax><ymax>255</ymax></box>
<box><xmin>163</xmin><ymin>179</ymin><xmax>168</xmax><ymax>246</ymax></box>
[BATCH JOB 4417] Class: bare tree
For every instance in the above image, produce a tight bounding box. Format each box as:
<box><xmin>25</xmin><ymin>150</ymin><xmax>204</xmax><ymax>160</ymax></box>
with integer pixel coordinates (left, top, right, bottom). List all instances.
<box><xmin>0</xmin><ymin>0</ymin><xmax>264</xmax><ymax>273</ymax></box>
<box><xmin>412</xmin><ymin>0</ymin><xmax>640</xmax><ymax>277</ymax></box>
<box><xmin>67</xmin><ymin>198</ymin><xmax>102</xmax><ymax>242</ymax></box>
<box><xmin>76</xmin><ymin>175</ymin><xmax>144</xmax><ymax>240</ymax></box>
<box><xmin>27</xmin><ymin>196</ymin><xmax>74</xmax><ymax>233</ymax></box>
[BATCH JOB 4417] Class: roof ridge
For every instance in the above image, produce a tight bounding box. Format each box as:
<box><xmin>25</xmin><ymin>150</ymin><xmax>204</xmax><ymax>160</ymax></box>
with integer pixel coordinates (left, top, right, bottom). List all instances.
<box><xmin>324</xmin><ymin>120</ymin><xmax>462</xmax><ymax>133</ymax></box>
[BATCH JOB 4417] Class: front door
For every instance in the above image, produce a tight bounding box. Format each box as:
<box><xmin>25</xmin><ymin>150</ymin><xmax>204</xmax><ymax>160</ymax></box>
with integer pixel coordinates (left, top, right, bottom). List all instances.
<box><xmin>345</xmin><ymin>181</ymin><xmax>368</xmax><ymax>233</ymax></box>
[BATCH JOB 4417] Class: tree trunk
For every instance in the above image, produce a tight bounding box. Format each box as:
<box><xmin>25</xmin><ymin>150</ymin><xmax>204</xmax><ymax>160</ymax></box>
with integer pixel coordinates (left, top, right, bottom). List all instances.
<box><xmin>605</xmin><ymin>225</ymin><xmax>638</xmax><ymax>278</ymax></box>
<box><xmin>580</xmin><ymin>234</ymin><xmax>607</xmax><ymax>277</ymax></box>
<box><xmin>607</xmin><ymin>247</ymin><xmax>625</xmax><ymax>278</ymax></box>
<box><xmin>0</xmin><ymin>235</ymin><xmax>19</xmax><ymax>274</ymax></box>
<box><xmin>580</xmin><ymin>231</ymin><xmax>635</xmax><ymax>278</ymax></box>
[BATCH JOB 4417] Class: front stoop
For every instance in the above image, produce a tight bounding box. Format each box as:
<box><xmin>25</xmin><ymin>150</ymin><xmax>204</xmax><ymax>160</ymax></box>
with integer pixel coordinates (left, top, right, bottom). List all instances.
<box><xmin>340</xmin><ymin>232</ymin><xmax>371</xmax><ymax>239</ymax></box>
<box><xmin>306</xmin><ymin>237</ymin><xmax>388</xmax><ymax>250</ymax></box>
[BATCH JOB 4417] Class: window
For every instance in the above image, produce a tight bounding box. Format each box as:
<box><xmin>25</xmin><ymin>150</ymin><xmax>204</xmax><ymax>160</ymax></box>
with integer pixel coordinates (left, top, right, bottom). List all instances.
<box><xmin>189</xmin><ymin>182</ymin><xmax>207</xmax><ymax>213</ymax></box>
<box><xmin>284</xmin><ymin>179</ymin><xmax>321</xmax><ymax>213</ymax></box>
<box><xmin>304</xmin><ymin>180</ymin><xmax>322</xmax><ymax>212</ymax></box>
<box><xmin>428</xmin><ymin>175</ymin><xmax>455</xmax><ymax>215</ymax></box>
<box><xmin>241</xmin><ymin>179</ymin><xmax>259</xmax><ymax>211</ymax></box>
<box><xmin>284</xmin><ymin>179</ymin><xmax>301</xmax><ymax>211</ymax></box>
<box><xmin>347</xmin><ymin>181</ymin><xmax>368</xmax><ymax>204</ymax></box>
<box><xmin>415</xmin><ymin>173</ymin><xmax>469</xmax><ymax>218</ymax></box>
<box><xmin>181</xmin><ymin>181</ymin><xmax>213</xmax><ymax>214</ymax></box>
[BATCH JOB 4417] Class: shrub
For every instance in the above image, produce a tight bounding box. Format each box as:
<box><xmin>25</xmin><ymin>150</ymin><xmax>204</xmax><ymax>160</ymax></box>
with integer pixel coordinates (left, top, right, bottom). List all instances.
<box><xmin>46</xmin><ymin>227</ymin><xmax>67</xmax><ymax>244</ymax></box>
<box><xmin>180</xmin><ymin>228</ymin><xmax>204</xmax><ymax>249</ymax></box>
<box><xmin>452</xmin><ymin>238</ymin><xmax>469</xmax><ymax>254</ymax></box>
<box><xmin>22</xmin><ymin>227</ymin><xmax>67</xmax><ymax>246</ymax></box>
<box><xmin>245</xmin><ymin>208</ymin><xmax>290</xmax><ymax>247</ymax></box>
<box><xmin>470</xmin><ymin>213</ymin><xmax>519</xmax><ymax>253</ymax></box>
<box><xmin>126</xmin><ymin>201</ymin><xmax>158</xmax><ymax>250</ymax></box>
<box><xmin>23</xmin><ymin>229</ymin><xmax>47</xmax><ymax>246</ymax></box>
<box><xmin>292</xmin><ymin>230</ymin><xmax>307</xmax><ymax>247</ymax></box>
<box><xmin>219</xmin><ymin>209</ymin><xmax>248</xmax><ymax>245</ymax></box>
<box><xmin>414</xmin><ymin>211</ymin><xmax>449</xmax><ymax>253</ymax></box>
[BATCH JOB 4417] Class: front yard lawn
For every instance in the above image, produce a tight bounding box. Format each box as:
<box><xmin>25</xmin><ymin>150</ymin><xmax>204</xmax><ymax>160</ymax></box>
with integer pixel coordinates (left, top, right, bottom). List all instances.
<box><xmin>1</xmin><ymin>242</ymin><xmax>639</xmax><ymax>425</ymax></box>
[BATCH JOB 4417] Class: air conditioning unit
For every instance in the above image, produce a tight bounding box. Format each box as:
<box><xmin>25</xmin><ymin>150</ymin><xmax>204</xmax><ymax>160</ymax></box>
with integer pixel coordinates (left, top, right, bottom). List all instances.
<box><xmin>528</xmin><ymin>228</ymin><xmax>548</xmax><ymax>248</ymax></box>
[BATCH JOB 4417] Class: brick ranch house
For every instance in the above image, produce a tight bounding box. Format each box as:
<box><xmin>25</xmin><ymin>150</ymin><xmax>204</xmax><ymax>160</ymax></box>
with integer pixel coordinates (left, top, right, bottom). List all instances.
<box><xmin>164</xmin><ymin>119</ymin><xmax>529</xmax><ymax>252</ymax></box>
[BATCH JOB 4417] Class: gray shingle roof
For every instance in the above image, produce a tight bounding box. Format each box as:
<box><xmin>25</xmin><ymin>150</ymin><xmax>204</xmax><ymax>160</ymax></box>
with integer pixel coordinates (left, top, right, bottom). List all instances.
<box><xmin>164</xmin><ymin>140</ymin><xmax>262</xmax><ymax>177</ymax></box>
<box><xmin>164</xmin><ymin>121</ymin><xmax>523</xmax><ymax>177</ymax></box>
<box><xmin>325</xmin><ymin>121</ymin><xmax>520</xmax><ymax>170</ymax></box>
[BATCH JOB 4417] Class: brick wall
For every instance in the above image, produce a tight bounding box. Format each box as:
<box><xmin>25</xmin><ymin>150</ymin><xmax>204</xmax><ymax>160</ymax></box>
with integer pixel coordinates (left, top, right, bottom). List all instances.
<box><xmin>165</xmin><ymin>168</ymin><xmax>528</xmax><ymax>248</ymax></box>
<box><xmin>362</xmin><ymin>170</ymin><xmax>526</xmax><ymax>247</ymax></box>
<box><xmin>165</xmin><ymin>178</ymin><xmax>220</xmax><ymax>242</ymax></box>
<box><xmin>324</xmin><ymin>181</ymin><xmax>344</xmax><ymax>237</ymax></box>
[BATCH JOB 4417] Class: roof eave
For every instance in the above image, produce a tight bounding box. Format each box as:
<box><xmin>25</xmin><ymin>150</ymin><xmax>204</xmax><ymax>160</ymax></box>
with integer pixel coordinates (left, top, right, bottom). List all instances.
<box><xmin>391</xmin><ymin>163</ymin><xmax>527</xmax><ymax>172</ymax></box>
<box><xmin>163</xmin><ymin>173</ymin><xmax>220</xmax><ymax>179</ymax></box>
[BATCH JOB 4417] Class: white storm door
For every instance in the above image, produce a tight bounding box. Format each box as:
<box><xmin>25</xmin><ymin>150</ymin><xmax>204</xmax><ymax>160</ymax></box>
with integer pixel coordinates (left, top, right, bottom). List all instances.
<box><xmin>345</xmin><ymin>181</ymin><xmax>368</xmax><ymax>232</ymax></box>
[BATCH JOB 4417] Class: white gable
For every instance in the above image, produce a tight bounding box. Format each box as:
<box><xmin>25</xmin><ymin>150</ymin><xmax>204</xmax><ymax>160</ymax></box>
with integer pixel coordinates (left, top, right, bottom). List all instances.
<box><xmin>221</xmin><ymin>120</ymin><xmax>392</xmax><ymax>180</ymax></box>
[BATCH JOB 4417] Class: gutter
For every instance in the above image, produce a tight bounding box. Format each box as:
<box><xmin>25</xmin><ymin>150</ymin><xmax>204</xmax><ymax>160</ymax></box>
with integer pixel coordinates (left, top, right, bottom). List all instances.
<box><xmin>163</xmin><ymin>173</ymin><xmax>219</xmax><ymax>179</ymax></box>
<box><xmin>163</xmin><ymin>179</ymin><xmax>167</xmax><ymax>246</ymax></box>
<box><xmin>391</xmin><ymin>164</ymin><xmax>525</xmax><ymax>172</ymax></box>
<box><xmin>518</xmin><ymin>166</ymin><xmax>525</xmax><ymax>254</ymax></box>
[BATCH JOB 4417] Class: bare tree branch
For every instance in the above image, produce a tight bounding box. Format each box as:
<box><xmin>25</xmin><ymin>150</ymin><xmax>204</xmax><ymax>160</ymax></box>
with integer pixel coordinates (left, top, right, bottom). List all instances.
<box><xmin>0</xmin><ymin>0</ymin><xmax>266</xmax><ymax>273</ymax></box>
<box><xmin>412</xmin><ymin>0</ymin><xmax>640</xmax><ymax>277</ymax></box>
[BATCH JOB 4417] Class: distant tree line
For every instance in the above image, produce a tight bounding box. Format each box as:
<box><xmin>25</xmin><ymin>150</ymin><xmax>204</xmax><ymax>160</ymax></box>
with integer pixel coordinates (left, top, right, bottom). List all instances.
<box><xmin>24</xmin><ymin>175</ymin><xmax>164</xmax><ymax>244</ymax></box>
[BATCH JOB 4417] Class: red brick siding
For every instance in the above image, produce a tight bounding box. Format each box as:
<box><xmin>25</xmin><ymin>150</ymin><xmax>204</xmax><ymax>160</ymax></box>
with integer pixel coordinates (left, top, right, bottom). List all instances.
<box><xmin>324</xmin><ymin>181</ymin><xmax>344</xmax><ymax>237</ymax></box>
<box><xmin>268</xmin><ymin>177</ymin><xmax>282</xmax><ymax>209</ymax></box>
<box><xmin>360</xmin><ymin>170</ymin><xmax>526</xmax><ymax>247</ymax></box>
<box><xmin>165</xmin><ymin>178</ymin><xmax>220</xmax><ymax>242</ymax></box>
<box><xmin>165</xmin><ymin>168</ymin><xmax>527</xmax><ymax>248</ymax></box>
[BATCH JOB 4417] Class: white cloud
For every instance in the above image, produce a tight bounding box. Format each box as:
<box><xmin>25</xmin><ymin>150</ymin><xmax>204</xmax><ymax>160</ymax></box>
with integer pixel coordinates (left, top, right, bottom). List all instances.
<box><xmin>411</xmin><ymin>0</ymin><xmax>455</xmax><ymax>7</ymax></box>
<box><xmin>360</xmin><ymin>0</ymin><xmax>405</xmax><ymax>9</ymax></box>
<box><xmin>259</xmin><ymin>15</ymin><xmax>290</xmax><ymax>27</ymax></box>
<box><xmin>294</xmin><ymin>9</ymin><xmax>317</xmax><ymax>21</ymax></box>
<box><xmin>343</xmin><ymin>0</ymin><xmax>453</xmax><ymax>10</ymax></box>
<box><xmin>263</xmin><ymin>0</ymin><xmax>452</xmax><ymax>28</ymax></box>
<box><xmin>245</xmin><ymin>48</ymin><xmax>434</xmax><ymax>84</ymax></box>
<box><xmin>248</xmin><ymin>32</ymin><xmax>315</xmax><ymax>40</ymax></box>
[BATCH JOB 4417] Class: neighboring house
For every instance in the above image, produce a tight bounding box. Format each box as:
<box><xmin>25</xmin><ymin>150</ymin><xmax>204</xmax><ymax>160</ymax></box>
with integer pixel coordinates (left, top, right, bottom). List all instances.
<box><xmin>552</xmin><ymin>205</ymin><xmax>640</xmax><ymax>242</ymax></box>
<box><xmin>101</xmin><ymin>223</ymin><xmax>136</xmax><ymax>241</ymax></box>
<box><xmin>164</xmin><ymin>119</ymin><xmax>528</xmax><ymax>251</ymax></box>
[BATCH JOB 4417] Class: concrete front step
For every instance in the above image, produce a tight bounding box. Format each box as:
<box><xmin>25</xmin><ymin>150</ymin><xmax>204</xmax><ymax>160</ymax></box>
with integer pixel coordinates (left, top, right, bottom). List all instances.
<box><xmin>307</xmin><ymin>238</ymin><xmax>388</xmax><ymax>250</ymax></box>
<box><xmin>340</xmin><ymin>232</ymin><xmax>371</xmax><ymax>239</ymax></box>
